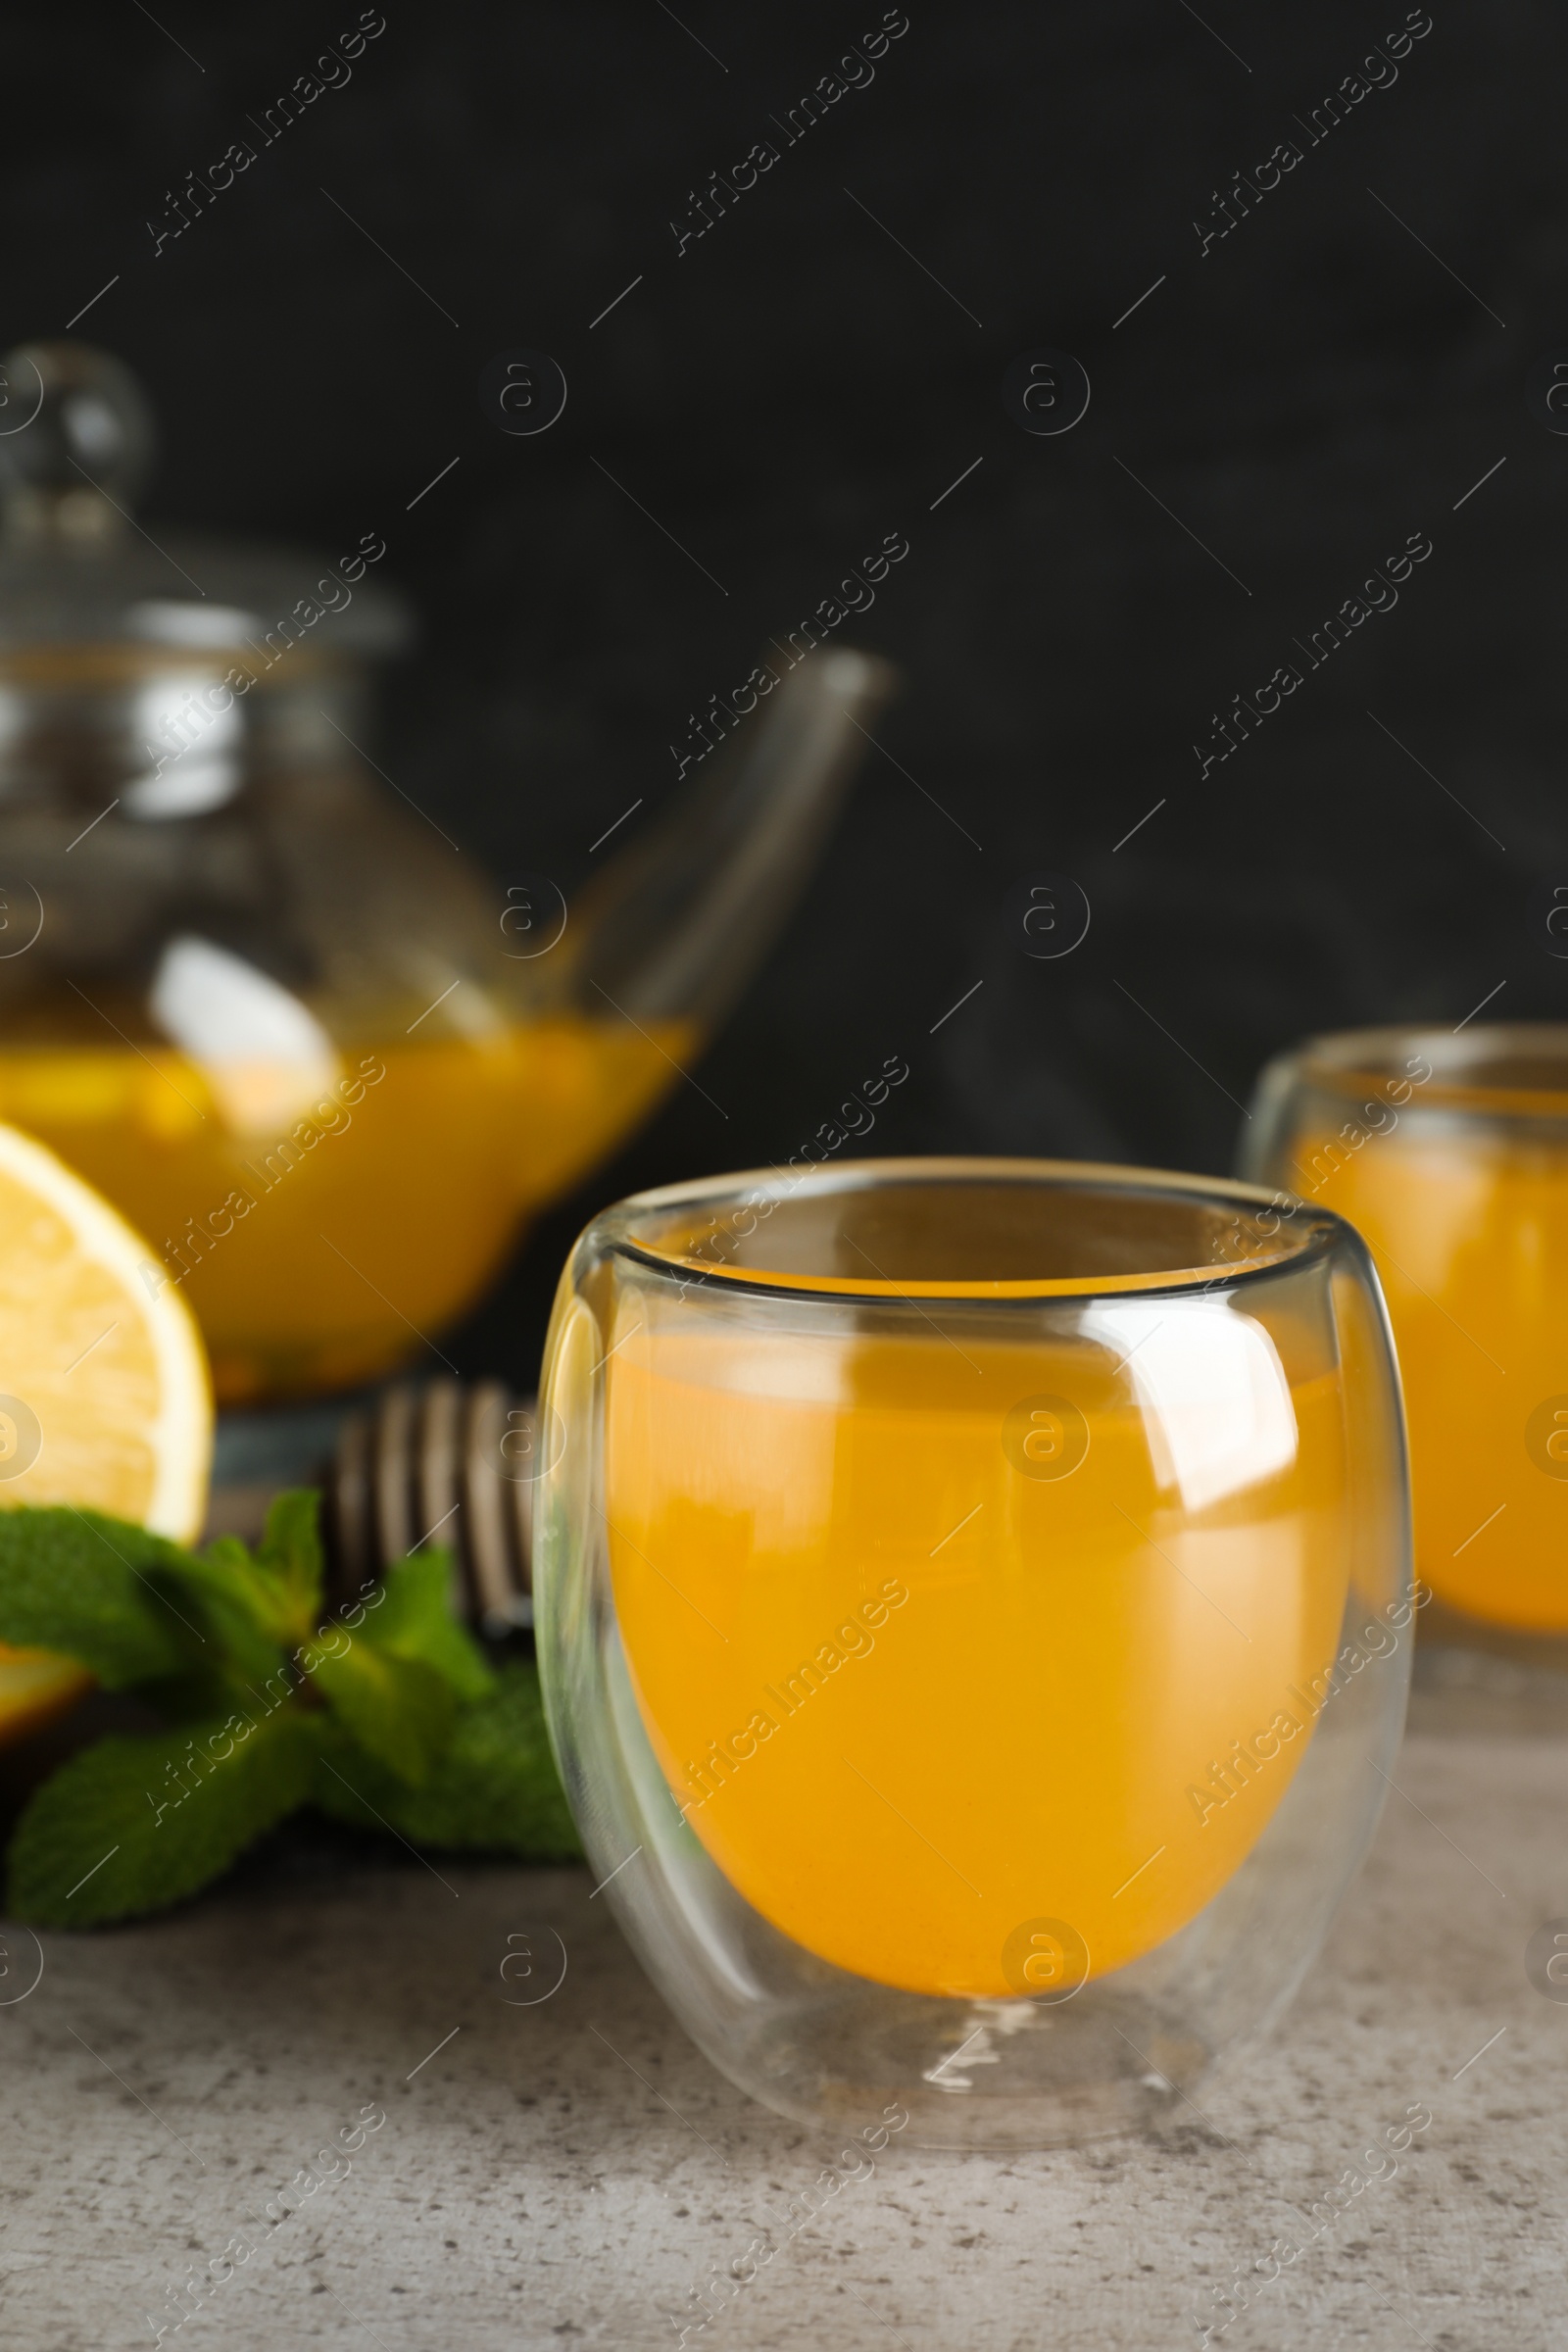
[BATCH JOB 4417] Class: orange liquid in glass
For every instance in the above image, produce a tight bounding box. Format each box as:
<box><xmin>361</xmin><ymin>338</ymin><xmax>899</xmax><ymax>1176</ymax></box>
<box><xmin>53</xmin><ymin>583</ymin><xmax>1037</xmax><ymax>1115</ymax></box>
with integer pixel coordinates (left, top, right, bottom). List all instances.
<box><xmin>606</xmin><ymin>1325</ymin><xmax>1352</xmax><ymax>1998</ymax></box>
<box><xmin>1298</xmin><ymin>1130</ymin><xmax>1568</xmax><ymax>1629</ymax></box>
<box><xmin>0</xmin><ymin>1015</ymin><xmax>688</xmax><ymax>1400</ymax></box>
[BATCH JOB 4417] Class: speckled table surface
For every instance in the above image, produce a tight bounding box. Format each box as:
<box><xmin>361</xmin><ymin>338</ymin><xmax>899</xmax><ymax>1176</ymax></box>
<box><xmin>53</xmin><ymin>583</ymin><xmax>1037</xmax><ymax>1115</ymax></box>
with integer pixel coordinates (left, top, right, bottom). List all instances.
<box><xmin>3</xmin><ymin>1654</ymin><xmax>1566</xmax><ymax>2352</ymax></box>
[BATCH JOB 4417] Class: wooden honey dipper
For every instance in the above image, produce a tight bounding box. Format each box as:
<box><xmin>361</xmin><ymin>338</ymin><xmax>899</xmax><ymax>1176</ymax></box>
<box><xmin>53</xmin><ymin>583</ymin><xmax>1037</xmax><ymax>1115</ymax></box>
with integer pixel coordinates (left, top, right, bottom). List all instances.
<box><xmin>323</xmin><ymin>1378</ymin><xmax>545</xmax><ymax>1636</ymax></box>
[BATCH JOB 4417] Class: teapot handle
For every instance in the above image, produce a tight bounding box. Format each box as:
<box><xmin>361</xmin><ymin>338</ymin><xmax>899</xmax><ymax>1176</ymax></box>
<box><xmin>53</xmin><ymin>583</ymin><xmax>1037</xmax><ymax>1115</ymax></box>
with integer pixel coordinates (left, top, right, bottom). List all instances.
<box><xmin>564</xmin><ymin>646</ymin><xmax>898</xmax><ymax>1030</ymax></box>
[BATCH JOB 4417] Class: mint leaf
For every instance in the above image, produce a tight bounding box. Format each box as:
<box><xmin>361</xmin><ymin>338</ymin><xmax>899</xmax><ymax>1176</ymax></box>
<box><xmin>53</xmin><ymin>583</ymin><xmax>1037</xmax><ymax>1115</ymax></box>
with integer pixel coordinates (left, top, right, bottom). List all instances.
<box><xmin>7</xmin><ymin>1706</ymin><xmax>321</xmax><ymax>1928</ymax></box>
<box><xmin>306</xmin><ymin>1636</ymin><xmax>456</xmax><ymax>1786</ymax></box>
<box><xmin>362</xmin><ymin>1550</ymin><xmax>496</xmax><ymax>1703</ymax></box>
<box><xmin>0</xmin><ymin>1507</ymin><xmax>193</xmax><ymax>1687</ymax></box>
<box><xmin>158</xmin><ymin>1490</ymin><xmax>328</xmax><ymax>1670</ymax></box>
<box><xmin>129</xmin><ymin>1494</ymin><xmax>324</xmax><ymax>1686</ymax></box>
<box><xmin>251</xmin><ymin>1490</ymin><xmax>325</xmax><ymax>1635</ymax></box>
<box><xmin>312</xmin><ymin>1661</ymin><xmax>578</xmax><ymax>1856</ymax></box>
<box><xmin>140</xmin><ymin>1546</ymin><xmax>291</xmax><ymax>1690</ymax></box>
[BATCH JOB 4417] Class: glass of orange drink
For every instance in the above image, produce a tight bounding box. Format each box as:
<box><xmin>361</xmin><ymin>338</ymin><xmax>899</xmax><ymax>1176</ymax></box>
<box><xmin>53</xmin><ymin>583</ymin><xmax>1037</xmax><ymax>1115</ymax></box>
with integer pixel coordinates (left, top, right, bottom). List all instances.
<box><xmin>534</xmin><ymin>1158</ymin><xmax>1411</xmax><ymax>2143</ymax></box>
<box><xmin>1246</xmin><ymin>1024</ymin><xmax>1568</xmax><ymax>1642</ymax></box>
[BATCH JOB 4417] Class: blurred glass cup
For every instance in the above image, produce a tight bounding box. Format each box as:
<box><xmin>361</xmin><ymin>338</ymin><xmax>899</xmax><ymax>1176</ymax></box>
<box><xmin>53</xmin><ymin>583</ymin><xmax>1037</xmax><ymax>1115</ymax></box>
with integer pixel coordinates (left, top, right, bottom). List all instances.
<box><xmin>1244</xmin><ymin>1023</ymin><xmax>1568</xmax><ymax>1641</ymax></box>
<box><xmin>535</xmin><ymin>1157</ymin><xmax>1410</xmax><ymax>2144</ymax></box>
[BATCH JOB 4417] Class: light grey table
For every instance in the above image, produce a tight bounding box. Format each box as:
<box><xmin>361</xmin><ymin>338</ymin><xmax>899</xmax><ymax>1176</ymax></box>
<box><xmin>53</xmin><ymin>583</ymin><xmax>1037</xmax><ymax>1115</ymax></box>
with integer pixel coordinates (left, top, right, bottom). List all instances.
<box><xmin>3</xmin><ymin>1643</ymin><xmax>1565</xmax><ymax>2351</ymax></box>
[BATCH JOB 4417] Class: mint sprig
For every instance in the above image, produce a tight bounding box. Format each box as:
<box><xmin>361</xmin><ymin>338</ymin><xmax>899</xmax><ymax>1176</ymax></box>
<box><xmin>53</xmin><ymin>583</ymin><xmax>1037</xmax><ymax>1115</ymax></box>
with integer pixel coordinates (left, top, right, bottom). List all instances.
<box><xmin>0</xmin><ymin>1493</ymin><xmax>578</xmax><ymax>1927</ymax></box>
<box><xmin>0</xmin><ymin>1508</ymin><xmax>197</xmax><ymax>1687</ymax></box>
<box><xmin>9</xmin><ymin>1707</ymin><xmax>323</xmax><ymax>1928</ymax></box>
<box><xmin>306</xmin><ymin>1642</ymin><xmax>458</xmax><ymax>1786</ymax></box>
<box><xmin>313</xmin><ymin>1659</ymin><xmax>578</xmax><ymax>1853</ymax></box>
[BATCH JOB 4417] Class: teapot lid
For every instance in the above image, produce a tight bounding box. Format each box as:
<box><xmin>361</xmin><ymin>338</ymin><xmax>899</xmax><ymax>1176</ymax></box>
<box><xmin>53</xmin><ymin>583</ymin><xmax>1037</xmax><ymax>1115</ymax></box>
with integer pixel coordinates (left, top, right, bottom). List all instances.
<box><xmin>0</xmin><ymin>340</ymin><xmax>411</xmax><ymax>661</ymax></box>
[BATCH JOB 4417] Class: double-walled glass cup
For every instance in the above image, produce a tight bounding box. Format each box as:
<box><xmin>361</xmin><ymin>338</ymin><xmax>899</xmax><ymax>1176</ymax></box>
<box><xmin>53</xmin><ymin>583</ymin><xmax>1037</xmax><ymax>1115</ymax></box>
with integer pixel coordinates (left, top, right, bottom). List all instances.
<box><xmin>1245</xmin><ymin>1024</ymin><xmax>1568</xmax><ymax>1641</ymax></box>
<box><xmin>535</xmin><ymin>1159</ymin><xmax>1412</xmax><ymax>2145</ymax></box>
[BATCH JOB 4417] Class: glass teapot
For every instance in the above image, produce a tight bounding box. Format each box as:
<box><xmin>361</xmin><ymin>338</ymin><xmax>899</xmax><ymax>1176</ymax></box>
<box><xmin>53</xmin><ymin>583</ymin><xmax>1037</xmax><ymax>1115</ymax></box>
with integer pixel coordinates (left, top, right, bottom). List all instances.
<box><xmin>0</xmin><ymin>342</ymin><xmax>893</xmax><ymax>1403</ymax></box>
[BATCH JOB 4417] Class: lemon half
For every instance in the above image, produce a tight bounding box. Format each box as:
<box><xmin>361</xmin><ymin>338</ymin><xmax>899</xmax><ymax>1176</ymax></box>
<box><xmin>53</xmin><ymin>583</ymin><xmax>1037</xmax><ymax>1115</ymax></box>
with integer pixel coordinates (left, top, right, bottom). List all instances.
<box><xmin>0</xmin><ymin>1121</ymin><xmax>212</xmax><ymax>1745</ymax></box>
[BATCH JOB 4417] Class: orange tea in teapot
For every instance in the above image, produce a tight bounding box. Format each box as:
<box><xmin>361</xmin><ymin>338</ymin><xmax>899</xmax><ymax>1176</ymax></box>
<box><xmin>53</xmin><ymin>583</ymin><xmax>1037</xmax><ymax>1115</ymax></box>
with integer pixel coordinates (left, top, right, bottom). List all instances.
<box><xmin>0</xmin><ymin>1003</ymin><xmax>688</xmax><ymax>1401</ymax></box>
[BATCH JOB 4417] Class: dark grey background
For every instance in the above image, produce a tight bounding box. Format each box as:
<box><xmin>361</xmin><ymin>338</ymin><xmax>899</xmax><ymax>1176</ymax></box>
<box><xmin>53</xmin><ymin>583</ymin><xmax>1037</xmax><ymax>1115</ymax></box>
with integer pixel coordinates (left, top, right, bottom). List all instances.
<box><xmin>7</xmin><ymin>0</ymin><xmax>1557</xmax><ymax>1383</ymax></box>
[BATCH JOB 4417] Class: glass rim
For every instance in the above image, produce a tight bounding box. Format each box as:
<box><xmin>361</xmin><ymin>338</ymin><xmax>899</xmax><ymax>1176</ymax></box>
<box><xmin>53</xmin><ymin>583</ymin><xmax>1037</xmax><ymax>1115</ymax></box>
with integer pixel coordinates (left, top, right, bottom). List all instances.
<box><xmin>1287</xmin><ymin>1020</ymin><xmax>1568</xmax><ymax>1118</ymax></box>
<box><xmin>597</xmin><ymin>1154</ymin><xmax>1344</xmax><ymax>1303</ymax></box>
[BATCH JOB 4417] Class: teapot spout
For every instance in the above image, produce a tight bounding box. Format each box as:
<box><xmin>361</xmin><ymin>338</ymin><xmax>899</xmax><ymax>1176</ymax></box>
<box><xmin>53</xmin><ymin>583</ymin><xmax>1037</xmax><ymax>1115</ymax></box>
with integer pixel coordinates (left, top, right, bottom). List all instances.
<box><xmin>565</xmin><ymin>647</ymin><xmax>897</xmax><ymax>1030</ymax></box>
